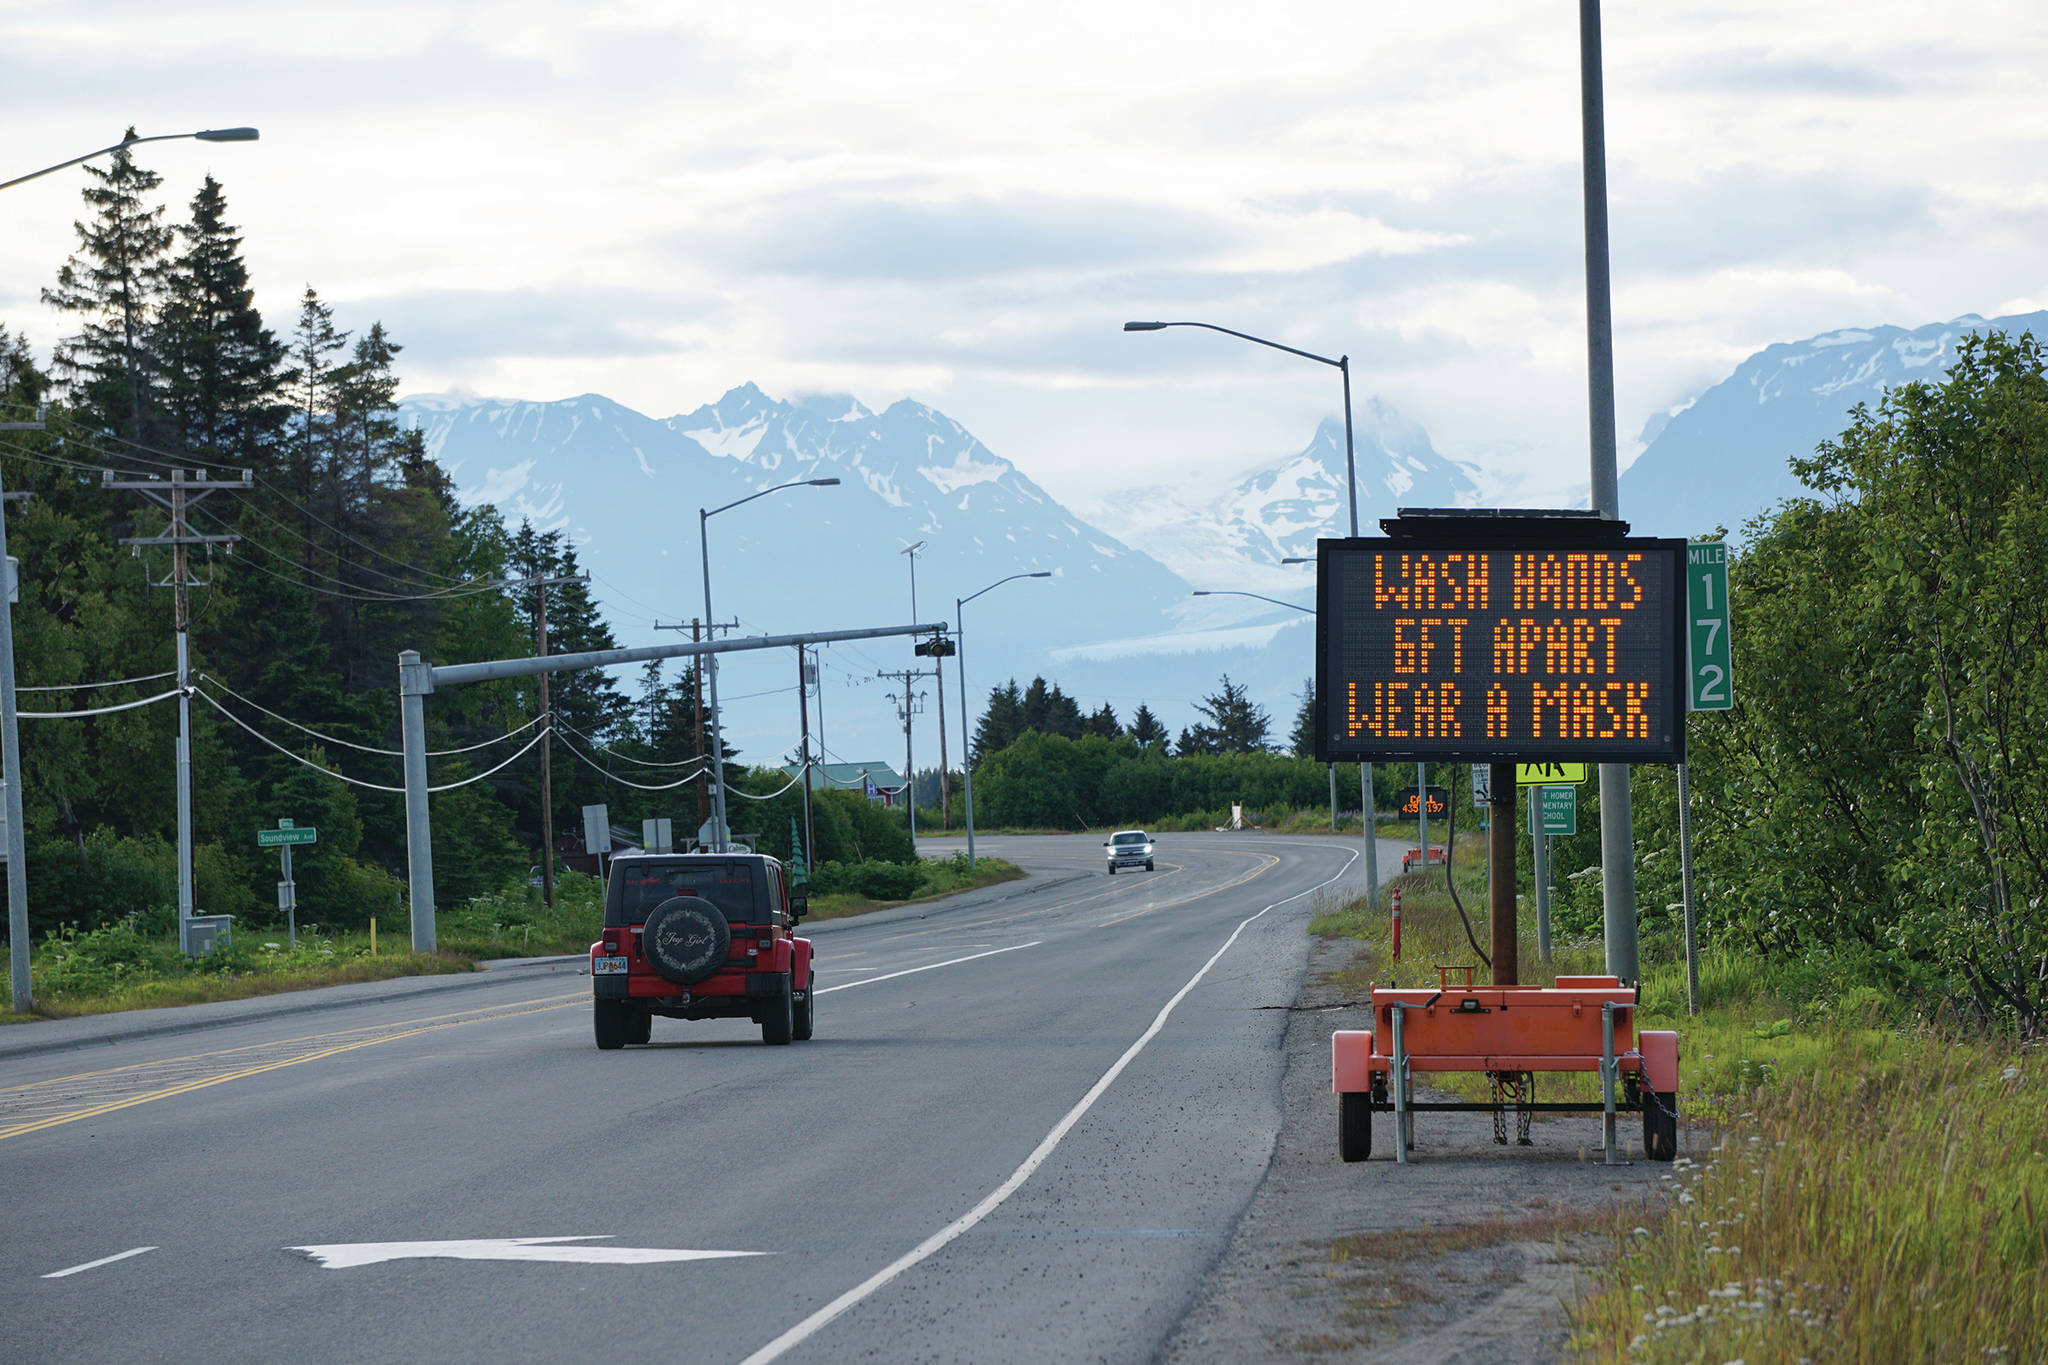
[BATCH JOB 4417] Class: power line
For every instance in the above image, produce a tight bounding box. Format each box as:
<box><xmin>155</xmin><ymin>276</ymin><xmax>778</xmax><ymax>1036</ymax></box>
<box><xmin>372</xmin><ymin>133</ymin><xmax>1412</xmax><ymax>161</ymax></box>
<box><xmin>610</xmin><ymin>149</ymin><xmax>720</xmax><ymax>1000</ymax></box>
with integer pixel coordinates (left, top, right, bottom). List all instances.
<box><xmin>195</xmin><ymin>687</ymin><xmax>551</xmax><ymax>794</ymax></box>
<box><xmin>19</xmin><ymin>686</ymin><xmax>184</xmax><ymax>720</ymax></box>
<box><xmin>198</xmin><ymin>672</ymin><xmax>544</xmax><ymax>757</ymax></box>
<box><xmin>16</xmin><ymin>669</ymin><xmax>176</xmax><ymax>693</ymax></box>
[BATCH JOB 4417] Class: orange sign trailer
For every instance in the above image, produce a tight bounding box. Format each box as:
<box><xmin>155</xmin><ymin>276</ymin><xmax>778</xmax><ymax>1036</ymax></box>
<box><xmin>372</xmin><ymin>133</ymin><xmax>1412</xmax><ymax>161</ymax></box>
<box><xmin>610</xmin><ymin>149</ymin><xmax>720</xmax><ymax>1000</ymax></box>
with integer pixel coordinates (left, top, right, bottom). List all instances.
<box><xmin>1332</xmin><ymin>967</ymin><xmax>1679</xmax><ymax>1164</ymax></box>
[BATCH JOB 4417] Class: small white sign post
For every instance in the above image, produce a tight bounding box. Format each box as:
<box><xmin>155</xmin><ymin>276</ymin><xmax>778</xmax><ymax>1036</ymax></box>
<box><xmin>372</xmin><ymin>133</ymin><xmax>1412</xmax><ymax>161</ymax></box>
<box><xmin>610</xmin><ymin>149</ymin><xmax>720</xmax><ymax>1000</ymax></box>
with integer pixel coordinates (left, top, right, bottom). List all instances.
<box><xmin>256</xmin><ymin>819</ymin><xmax>318</xmax><ymax>947</ymax></box>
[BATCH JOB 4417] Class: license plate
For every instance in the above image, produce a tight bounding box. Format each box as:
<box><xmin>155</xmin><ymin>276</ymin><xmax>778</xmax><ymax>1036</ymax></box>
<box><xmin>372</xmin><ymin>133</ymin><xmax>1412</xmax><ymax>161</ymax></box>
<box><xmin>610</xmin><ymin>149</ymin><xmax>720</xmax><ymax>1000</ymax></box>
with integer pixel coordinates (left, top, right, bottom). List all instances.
<box><xmin>593</xmin><ymin>956</ymin><xmax>629</xmax><ymax>975</ymax></box>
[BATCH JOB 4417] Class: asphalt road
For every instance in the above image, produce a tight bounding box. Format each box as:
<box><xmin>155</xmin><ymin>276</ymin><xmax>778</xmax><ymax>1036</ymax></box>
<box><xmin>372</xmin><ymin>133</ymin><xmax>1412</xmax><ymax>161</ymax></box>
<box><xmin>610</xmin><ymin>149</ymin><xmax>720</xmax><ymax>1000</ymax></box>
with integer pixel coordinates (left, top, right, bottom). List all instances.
<box><xmin>0</xmin><ymin>831</ymin><xmax>1397</xmax><ymax>1364</ymax></box>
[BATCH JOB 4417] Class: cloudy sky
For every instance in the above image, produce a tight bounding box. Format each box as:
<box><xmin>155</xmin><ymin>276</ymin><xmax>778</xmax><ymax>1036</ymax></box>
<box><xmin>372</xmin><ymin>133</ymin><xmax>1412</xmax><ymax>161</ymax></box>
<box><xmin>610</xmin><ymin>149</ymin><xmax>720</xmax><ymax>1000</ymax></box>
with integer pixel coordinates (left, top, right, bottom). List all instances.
<box><xmin>5</xmin><ymin>0</ymin><xmax>2046</xmax><ymax>514</ymax></box>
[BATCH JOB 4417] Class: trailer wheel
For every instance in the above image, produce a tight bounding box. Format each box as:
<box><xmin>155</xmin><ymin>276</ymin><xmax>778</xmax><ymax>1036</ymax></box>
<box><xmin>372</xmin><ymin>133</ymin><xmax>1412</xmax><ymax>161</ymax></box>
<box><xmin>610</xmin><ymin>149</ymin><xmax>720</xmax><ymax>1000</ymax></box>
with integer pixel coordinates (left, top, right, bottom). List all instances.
<box><xmin>1643</xmin><ymin>1090</ymin><xmax>1678</xmax><ymax>1161</ymax></box>
<box><xmin>1339</xmin><ymin>1092</ymin><xmax>1373</xmax><ymax>1162</ymax></box>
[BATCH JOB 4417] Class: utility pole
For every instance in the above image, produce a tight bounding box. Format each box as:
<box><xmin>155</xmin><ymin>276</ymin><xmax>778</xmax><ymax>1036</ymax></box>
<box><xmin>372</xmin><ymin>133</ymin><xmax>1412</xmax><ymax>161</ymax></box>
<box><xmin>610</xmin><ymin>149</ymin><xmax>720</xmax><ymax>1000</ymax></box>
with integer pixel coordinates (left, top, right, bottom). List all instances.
<box><xmin>877</xmin><ymin>668</ymin><xmax>923</xmax><ymax>856</ymax></box>
<box><xmin>1</xmin><ymin>414</ymin><xmax>43</xmax><ymax>1009</ymax></box>
<box><xmin>657</xmin><ymin>618</ymin><xmax>736</xmax><ymax>842</ymax></box>
<box><xmin>1579</xmin><ymin>0</ymin><xmax>1639</xmax><ymax>983</ymax></box>
<box><xmin>103</xmin><ymin>467</ymin><xmax>249</xmax><ymax>955</ymax></box>
<box><xmin>508</xmin><ymin>571</ymin><xmax>585</xmax><ymax>907</ymax></box>
<box><xmin>796</xmin><ymin>646</ymin><xmax>815</xmax><ymax>874</ymax></box>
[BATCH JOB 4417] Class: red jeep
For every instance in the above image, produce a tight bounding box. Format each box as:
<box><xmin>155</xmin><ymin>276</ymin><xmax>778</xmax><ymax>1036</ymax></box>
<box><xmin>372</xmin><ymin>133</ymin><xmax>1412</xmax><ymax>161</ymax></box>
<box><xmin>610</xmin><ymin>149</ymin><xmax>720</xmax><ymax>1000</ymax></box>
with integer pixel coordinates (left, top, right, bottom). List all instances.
<box><xmin>588</xmin><ymin>851</ymin><xmax>814</xmax><ymax>1048</ymax></box>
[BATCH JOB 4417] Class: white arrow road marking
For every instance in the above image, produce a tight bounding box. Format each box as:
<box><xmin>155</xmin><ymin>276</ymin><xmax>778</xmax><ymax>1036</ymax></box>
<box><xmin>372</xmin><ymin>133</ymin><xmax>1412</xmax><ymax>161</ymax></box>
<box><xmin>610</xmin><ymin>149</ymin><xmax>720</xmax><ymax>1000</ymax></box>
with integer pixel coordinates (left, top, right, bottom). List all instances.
<box><xmin>44</xmin><ymin>1246</ymin><xmax>157</xmax><ymax>1278</ymax></box>
<box><xmin>291</xmin><ymin>1236</ymin><xmax>767</xmax><ymax>1269</ymax></box>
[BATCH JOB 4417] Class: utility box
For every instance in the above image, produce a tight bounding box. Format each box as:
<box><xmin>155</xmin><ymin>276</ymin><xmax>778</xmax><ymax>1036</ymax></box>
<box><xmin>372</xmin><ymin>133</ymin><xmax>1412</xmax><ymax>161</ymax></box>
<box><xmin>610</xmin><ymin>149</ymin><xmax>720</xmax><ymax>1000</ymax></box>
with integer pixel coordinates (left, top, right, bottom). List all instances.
<box><xmin>187</xmin><ymin>914</ymin><xmax>234</xmax><ymax>956</ymax></box>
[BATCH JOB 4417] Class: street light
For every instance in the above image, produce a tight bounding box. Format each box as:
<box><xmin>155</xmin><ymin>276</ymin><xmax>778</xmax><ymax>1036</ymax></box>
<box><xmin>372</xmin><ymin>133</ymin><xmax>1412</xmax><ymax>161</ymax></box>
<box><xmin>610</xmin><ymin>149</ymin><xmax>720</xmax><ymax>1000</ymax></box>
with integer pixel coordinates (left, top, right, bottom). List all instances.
<box><xmin>700</xmin><ymin>477</ymin><xmax>840</xmax><ymax>852</ymax></box>
<box><xmin>1130</xmin><ymin>319</ymin><xmax>1380</xmax><ymax>912</ymax></box>
<box><xmin>2</xmin><ymin>127</ymin><xmax>260</xmax><ymax>193</ymax></box>
<box><xmin>1124</xmin><ymin>320</ymin><xmax>1357</xmax><ymax>535</ymax></box>
<box><xmin>1191</xmin><ymin>589</ymin><xmax>1312</xmax><ymax>615</ymax></box>
<box><xmin>5</xmin><ymin>126</ymin><xmax>259</xmax><ymax>1011</ymax></box>
<box><xmin>957</xmin><ymin>571</ymin><xmax>1052</xmax><ymax>870</ymax></box>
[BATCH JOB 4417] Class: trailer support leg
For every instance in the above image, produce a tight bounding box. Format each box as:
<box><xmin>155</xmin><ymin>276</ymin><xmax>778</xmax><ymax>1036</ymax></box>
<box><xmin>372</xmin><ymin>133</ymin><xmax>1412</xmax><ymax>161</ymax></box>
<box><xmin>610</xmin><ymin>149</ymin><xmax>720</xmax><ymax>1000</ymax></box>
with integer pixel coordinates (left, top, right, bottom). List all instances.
<box><xmin>1391</xmin><ymin>1004</ymin><xmax>1412</xmax><ymax>1164</ymax></box>
<box><xmin>1601</xmin><ymin>1001</ymin><xmax>1619</xmax><ymax>1165</ymax></box>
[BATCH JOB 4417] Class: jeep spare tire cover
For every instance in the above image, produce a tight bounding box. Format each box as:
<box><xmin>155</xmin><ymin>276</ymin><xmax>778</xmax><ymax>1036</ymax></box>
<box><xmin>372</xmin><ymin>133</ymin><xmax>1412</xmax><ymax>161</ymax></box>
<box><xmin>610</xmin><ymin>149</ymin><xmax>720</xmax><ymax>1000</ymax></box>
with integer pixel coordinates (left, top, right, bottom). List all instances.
<box><xmin>642</xmin><ymin>896</ymin><xmax>730</xmax><ymax>985</ymax></box>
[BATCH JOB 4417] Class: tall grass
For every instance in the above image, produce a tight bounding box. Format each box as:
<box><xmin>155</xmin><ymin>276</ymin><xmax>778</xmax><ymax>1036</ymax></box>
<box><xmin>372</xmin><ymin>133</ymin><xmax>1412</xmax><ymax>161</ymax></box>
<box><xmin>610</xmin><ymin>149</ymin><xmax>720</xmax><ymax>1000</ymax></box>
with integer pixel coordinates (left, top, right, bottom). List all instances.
<box><xmin>1571</xmin><ymin>1035</ymin><xmax>2048</xmax><ymax>1361</ymax></box>
<box><xmin>1310</xmin><ymin>832</ymin><xmax>2048</xmax><ymax>1358</ymax></box>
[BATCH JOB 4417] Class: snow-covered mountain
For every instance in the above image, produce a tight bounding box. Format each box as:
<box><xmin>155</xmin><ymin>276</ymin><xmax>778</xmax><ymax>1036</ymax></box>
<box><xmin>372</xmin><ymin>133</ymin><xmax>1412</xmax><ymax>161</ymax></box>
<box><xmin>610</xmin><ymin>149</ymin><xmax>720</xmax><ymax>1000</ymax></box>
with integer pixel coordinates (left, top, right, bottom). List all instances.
<box><xmin>1108</xmin><ymin>398</ymin><xmax>1482</xmax><ymax>591</ymax></box>
<box><xmin>1620</xmin><ymin>310</ymin><xmax>2048</xmax><ymax>539</ymax></box>
<box><xmin>401</xmin><ymin>385</ymin><xmax>1198</xmax><ymax>765</ymax></box>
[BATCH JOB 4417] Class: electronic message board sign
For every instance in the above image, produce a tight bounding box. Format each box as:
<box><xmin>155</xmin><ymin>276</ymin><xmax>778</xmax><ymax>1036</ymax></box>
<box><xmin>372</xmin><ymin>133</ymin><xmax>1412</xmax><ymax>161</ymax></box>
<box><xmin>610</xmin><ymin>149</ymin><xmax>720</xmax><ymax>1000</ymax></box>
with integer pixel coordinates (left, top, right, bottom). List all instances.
<box><xmin>1315</xmin><ymin>532</ymin><xmax>1687</xmax><ymax>765</ymax></box>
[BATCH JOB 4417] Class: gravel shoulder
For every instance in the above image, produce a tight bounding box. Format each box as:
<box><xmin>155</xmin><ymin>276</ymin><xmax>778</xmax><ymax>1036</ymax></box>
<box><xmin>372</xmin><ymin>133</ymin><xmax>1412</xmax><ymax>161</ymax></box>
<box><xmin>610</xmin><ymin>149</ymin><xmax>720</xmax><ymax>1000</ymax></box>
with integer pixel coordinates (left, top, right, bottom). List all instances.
<box><xmin>1159</xmin><ymin>935</ymin><xmax>1677</xmax><ymax>1364</ymax></box>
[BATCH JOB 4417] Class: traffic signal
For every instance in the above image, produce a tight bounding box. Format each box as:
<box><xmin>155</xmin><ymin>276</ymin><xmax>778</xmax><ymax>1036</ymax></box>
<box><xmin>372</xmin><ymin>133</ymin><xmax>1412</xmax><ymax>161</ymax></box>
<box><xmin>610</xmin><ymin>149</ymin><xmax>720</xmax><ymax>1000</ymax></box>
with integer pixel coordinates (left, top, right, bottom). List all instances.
<box><xmin>914</xmin><ymin>637</ymin><xmax>956</xmax><ymax>658</ymax></box>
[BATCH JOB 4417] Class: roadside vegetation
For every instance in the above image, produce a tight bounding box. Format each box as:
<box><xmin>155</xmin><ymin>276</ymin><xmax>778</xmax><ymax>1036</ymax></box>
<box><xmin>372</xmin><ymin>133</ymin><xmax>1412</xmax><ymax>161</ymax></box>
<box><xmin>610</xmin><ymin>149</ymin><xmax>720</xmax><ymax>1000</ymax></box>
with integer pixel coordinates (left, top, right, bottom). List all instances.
<box><xmin>1320</xmin><ymin>824</ymin><xmax>2046</xmax><ymax>1359</ymax></box>
<box><xmin>802</xmin><ymin>852</ymin><xmax>1024</xmax><ymax>921</ymax></box>
<box><xmin>3</xmin><ymin>854</ymin><xmax>1025</xmax><ymax>1023</ymax></box>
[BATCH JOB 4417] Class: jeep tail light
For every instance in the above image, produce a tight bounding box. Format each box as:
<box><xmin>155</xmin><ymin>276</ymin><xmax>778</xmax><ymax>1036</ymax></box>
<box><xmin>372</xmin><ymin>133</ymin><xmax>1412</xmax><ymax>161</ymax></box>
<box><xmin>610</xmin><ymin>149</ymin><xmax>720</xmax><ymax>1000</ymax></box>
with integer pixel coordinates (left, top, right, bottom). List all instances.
<box><xmin>602</xmin><ymin>929</ymin><xmax>624</xmax><ymax>955</ymax></box>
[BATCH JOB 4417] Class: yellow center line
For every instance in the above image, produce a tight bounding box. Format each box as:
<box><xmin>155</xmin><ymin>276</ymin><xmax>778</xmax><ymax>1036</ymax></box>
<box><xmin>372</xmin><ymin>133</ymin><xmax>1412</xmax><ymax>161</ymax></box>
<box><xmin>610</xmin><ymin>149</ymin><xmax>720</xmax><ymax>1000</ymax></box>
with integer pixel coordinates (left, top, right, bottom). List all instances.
<box><xmin>0</xmin><ymin>990</ymin><xmax>588</xmax><ymax>1099</ymax></box>
<box><xmin>0</xmin><ymin>996</ymin><xmax>583</xmax><ymax>1142</ymax></box>
<box><xmin>1095</xmin><ymin>853</ymin><xmax>1281</xmax><ymax>927</ymax></box>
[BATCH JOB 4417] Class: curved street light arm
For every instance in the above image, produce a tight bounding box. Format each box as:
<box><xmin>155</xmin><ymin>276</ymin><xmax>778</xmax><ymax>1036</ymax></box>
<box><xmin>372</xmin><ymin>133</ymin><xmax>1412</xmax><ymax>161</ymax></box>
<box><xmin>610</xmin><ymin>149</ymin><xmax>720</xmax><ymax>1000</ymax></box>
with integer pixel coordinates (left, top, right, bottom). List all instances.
<box><xmin>1124</xmin><ymin>320</ymin><xmax>1340</xmax><ymax>370</ymax></box>
<box><xmin>2</xmin><ymin>128</ymin><xmax>260</xmax><ymax>193</ymax></box>
<box><xmin>704</xmin><ymin>475</ymin><xmax>840</xmax><ymax>522</ymax></box>
<box><xmin>960</xmin><ymin>569</ymin><xmax>1053</xmax><ymax>609</ymax></box>
<box><xmin>1190</xmin><ymin>589</ymin><xmax>1314</xmax><ymax>615</ymax></box>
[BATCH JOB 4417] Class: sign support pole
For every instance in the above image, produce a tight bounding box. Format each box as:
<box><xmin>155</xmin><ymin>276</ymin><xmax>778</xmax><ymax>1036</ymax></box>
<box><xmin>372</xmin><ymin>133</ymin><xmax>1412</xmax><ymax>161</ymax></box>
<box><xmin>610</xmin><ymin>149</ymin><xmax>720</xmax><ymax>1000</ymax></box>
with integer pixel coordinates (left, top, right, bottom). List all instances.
<box><xmin>1531</xmin><ymin>787</ymin><xmax>1552</xmax><ymax>964</ymax></box>
<box><xmin>1678</xmin><ymin>760</ymin><xmax>1699</xmax><ymax>1015</ymax></box>
<box><xmin>1417</xmin><ymin>762</ymin><xmax>1429</xmax><ymax>859</ymax></box>
<box><xmin>1488</xmin><ymin>761</ymin><xmax>1516</xmax><ymax>985</ymax></box>
<box><xmin>281</xmin><ymin>841</ymin><xmax>295</xmax><ymax>948</ymax></box>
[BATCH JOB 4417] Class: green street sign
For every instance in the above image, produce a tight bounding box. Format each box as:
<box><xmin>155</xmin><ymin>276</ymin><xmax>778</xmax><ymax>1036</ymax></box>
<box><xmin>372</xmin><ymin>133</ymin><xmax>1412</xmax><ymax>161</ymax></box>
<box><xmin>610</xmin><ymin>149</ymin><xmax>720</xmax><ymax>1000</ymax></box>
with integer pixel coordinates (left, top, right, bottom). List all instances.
<box><xmin>1539</xmin><ymin>786</ymin><xmax>1577</xmax><ymax>836</ymax></box>
<box><xmin>257</xmin><ymin>826</ymin><xmax>318</xmax><ymax>847</ymax></box>
<box><xmin>1687</xmin><ymin>541</ymin><xmax>1734</xmax><ymax>712</ymax></box>
<box><xmin>1515</xmin><ymin>762</ymin><xmax>1588</xmax><ymax>786</ymax></box>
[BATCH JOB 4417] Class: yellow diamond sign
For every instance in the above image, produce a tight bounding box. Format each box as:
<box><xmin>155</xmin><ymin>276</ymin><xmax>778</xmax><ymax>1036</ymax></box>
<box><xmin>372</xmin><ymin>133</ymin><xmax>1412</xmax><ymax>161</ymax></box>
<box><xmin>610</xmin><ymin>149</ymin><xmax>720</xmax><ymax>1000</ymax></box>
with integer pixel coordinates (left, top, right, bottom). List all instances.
<box><xmin>1514</xmin><ymin>762</ymin><xmax>1589</xmax><ymax>786</ymax></box>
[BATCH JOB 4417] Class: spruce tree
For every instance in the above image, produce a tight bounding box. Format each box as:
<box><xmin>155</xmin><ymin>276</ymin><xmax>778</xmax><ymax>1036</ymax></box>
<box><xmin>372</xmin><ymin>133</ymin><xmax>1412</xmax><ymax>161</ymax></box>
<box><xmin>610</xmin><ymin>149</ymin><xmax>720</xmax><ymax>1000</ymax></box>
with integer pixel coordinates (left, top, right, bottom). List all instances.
<box><xmin>157</xmin><ymin>175</ymin><xmax>287</xmax><ymax>464</ymax></box>
<box><xmin>1086</xmin><ymin>703</ymin><xmax>1122</xmax><ymax>739</ymax></box>
<box><xmin>41</xmin><ymin>130</ymin><xmax>174</xmax><ymax>443</ymax></box>
<box><xmin>1189</xmin><ymin>674</ymin><xmax>1272</xmax><ymax>753</ymax></box>
<box><xmin>973</xmin><ymin>679</ymin><xmax>1024</xmax><ymax>760</ymax></box>
<box><xmin>1290</xmin><ymin>678</ymin><xmax>1317</xmax><ymax>756</ymax></box>
<box><xmin>285</xmin><ymin>286</ymin><xmax>348</xmax><ymax>571</ymax></box>
<box><xmin>1128</xmin><ymin>703</ymin><xmax>1167</xmax><ymax>749</ymax></box>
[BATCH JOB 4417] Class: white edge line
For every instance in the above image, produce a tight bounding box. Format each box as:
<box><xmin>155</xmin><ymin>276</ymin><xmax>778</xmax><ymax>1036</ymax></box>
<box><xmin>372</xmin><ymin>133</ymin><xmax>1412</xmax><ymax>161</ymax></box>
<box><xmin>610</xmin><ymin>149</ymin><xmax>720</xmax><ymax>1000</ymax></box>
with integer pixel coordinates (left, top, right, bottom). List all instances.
<box><xmin>43</xmin><ymin>1246</ymin><xmax>158</xmax><ymax>1279</ymax></box>
<box><xmin>814</xmin><ymin>941</ymin><xmax>1040</xmax><ymax>994</ymax></box>
<box><xmin>740</xmin><ymin>846</ymin><xmax>1360</xmax><ymax>1365</ymax></box>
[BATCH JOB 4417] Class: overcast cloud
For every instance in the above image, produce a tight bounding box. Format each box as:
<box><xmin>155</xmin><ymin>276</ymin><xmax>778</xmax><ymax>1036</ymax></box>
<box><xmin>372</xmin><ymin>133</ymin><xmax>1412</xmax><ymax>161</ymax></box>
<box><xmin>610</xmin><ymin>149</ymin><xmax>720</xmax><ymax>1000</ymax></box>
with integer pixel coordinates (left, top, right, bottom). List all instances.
<box><xmin>4</xmin><ymin>0</ymin><xmax>2045</xmax><ymax>512</ymax></box>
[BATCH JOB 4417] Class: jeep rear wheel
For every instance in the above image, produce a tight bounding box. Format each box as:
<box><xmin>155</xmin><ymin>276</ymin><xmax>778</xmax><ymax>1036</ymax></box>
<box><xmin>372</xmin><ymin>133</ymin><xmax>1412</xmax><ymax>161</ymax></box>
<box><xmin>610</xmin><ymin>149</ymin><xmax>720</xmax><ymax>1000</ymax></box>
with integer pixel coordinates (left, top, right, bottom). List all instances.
<box><xmin>760</xmin><ymin>973</ymin><xmax>794</xmax><ymax>1045</ymax></box>
<box><xmin>594</xmin><ymin>1000</ymin><xmax>632</xmax><ymax>1050</ymax></box>
<box><xmin>642</xmin><ymin>896</ymin><xmax>730</xmax><ymax>985</ymax></box>
<box><xmin>792</xmin><ymin>975</ymin><xmax>814</xmax><ymax>1042</ymax></box>
<box><xmin>629</xmin><ymin>1007</ymin><xmax>652</xmax><ymax>1045</ymax></box>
